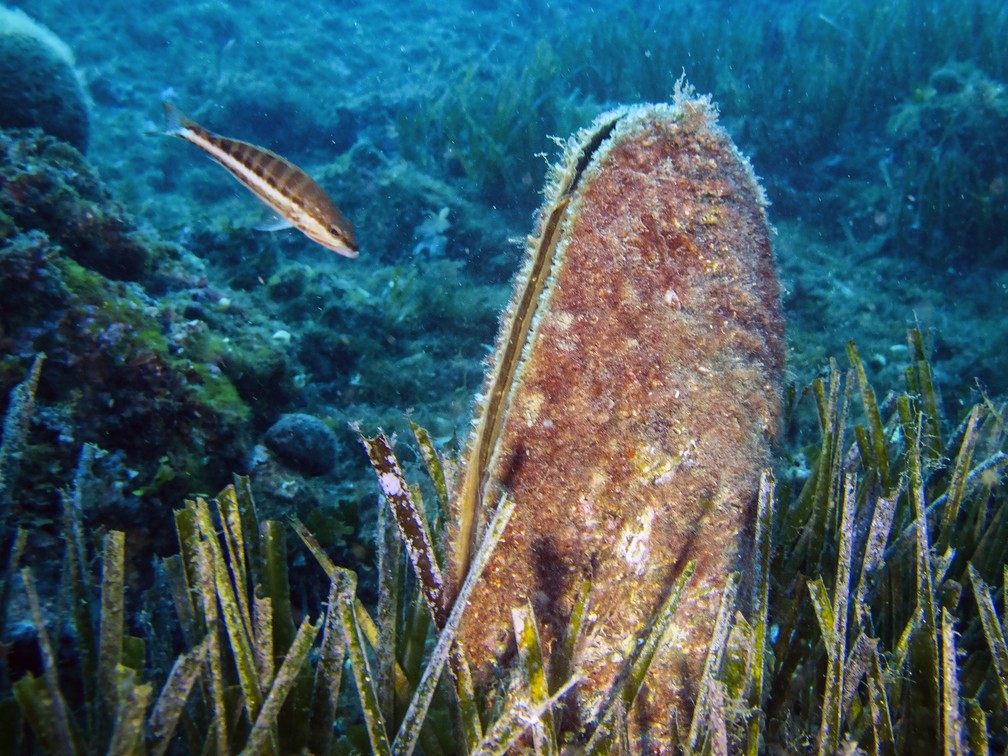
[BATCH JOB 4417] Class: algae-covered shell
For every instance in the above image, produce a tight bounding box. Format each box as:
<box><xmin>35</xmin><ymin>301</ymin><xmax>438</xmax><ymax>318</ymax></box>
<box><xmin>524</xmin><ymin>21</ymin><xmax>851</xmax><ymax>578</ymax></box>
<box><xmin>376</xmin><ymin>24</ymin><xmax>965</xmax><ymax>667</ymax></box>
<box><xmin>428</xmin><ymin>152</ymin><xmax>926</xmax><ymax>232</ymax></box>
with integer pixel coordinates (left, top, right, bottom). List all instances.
<box><xmin>450</xmin><ymin>88</ymin><xmax>784</xmax><ymax>743</ymax></box>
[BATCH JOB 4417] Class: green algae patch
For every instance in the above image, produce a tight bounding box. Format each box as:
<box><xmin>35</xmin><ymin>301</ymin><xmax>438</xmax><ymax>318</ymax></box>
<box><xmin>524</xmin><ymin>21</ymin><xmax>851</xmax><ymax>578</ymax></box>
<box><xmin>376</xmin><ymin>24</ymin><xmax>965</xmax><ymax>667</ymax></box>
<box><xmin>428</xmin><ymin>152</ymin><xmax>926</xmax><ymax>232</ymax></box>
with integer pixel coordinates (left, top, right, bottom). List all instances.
<box><xmin>186</xmin><ymin>362</ymin><xmax>250</xmax><ymax>424</ymax></box>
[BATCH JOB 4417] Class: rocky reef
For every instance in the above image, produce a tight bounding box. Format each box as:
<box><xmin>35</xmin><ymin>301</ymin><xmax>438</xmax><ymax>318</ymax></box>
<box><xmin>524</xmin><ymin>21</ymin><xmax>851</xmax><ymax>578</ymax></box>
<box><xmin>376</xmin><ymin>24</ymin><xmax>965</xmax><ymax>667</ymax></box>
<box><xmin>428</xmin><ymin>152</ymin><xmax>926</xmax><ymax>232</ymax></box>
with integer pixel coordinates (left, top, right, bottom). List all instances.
<box><xmin>0</xmin><ymin>128</ymin><xmax>271</xmax><ymax>545</ymax></box>
<box><xmin>0</xmin><ymin>7</ymin><xmax>90</xmax><ymax>153</ymax></box>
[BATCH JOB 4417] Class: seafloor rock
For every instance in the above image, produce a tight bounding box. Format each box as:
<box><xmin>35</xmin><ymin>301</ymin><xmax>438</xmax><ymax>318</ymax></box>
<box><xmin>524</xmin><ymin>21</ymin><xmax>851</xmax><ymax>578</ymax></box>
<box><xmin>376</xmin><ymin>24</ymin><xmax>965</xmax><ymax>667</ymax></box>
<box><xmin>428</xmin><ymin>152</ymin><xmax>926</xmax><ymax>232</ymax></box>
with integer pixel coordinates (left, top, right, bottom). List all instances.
<box><xmin>450</xmin><ymin>91</ymin><xmax>784</xmax><ymax>744</ymax></box>
<box><xmin>263</xmin><ymin>413</ymin><xmax>338</xmax><ymax>476</ymax></box>
<box><xmin>0</xmin><ymin>7</ymin><xmax>90</xmax><ymax>153</ymax></box>
<box><xmin>0</xmin><ymin>128</ymin><xmax>256</xmax><ymax>538</ymax></box>
<box><xmin>0</xmin><ymin>130</ymin><xmax>150</xmax><ymax>280</ymax></box>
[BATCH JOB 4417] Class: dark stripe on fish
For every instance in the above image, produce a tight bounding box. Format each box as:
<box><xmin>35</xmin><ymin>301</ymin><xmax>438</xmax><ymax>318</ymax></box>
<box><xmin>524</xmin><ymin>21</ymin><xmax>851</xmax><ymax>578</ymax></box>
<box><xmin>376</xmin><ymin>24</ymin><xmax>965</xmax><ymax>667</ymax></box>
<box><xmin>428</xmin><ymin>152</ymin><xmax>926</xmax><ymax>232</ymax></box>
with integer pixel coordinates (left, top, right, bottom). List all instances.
<box><xmin>163</xmin><ymin>102</ymin><xmax>358</xmax><ymax>258</ymax></box>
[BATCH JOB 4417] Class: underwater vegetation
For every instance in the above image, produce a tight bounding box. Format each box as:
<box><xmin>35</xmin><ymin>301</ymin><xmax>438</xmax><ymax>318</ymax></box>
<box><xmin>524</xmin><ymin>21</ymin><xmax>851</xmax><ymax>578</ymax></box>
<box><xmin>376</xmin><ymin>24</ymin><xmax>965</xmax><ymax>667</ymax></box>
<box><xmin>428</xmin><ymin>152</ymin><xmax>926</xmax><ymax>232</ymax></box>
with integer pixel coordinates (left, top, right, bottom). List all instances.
<box><xmin>395</xmin><ymin>39</ymin><xmax>599</xmax><ymax>209</ymax></box>
<box><xmin>1</xmin><ymin>0</ymin><xmax>1007</xmax><ymax>752</ymax></box>
<box><xmin>0</xmin><ymin>82</ymin><xmax>1006</xmax><ymax>753</ymax></box>
<box><xmin>1</xmin><ymin>322</ymin><xmax>1007</xmax><ymax>753</ymax></box>
<box><xmin>395</xmin><ymin>0</ymin><xmax>1008</xmax><ymax>262</ymax></box>
<box><xmin>885</xmin><ymin>61</ymin><xmax>1008</xmax><ymax>259</ymax></box>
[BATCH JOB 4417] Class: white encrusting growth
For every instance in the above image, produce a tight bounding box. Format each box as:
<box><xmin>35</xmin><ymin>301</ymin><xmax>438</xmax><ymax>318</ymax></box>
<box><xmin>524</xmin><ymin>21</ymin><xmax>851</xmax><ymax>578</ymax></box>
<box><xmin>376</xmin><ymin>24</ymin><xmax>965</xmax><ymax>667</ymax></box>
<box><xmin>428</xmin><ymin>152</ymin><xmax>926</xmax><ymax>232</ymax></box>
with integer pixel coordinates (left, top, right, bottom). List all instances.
<box><xmin>617</xmin><ymin>509</ymin><xmax>654</xmax><ymax>575</ymax></box>
<box><xmin>378</xmin><ymin>471</ymin><xmax>403</xmax><ymax>497</ymax></box>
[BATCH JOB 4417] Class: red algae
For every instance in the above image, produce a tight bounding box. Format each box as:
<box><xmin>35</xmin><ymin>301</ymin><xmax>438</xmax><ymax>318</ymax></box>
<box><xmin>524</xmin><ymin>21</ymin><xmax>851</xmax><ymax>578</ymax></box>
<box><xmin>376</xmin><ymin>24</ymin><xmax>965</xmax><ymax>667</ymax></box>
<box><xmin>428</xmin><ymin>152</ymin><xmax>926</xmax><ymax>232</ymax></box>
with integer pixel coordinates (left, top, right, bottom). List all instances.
<box><xmin>452</xmin><ymin>91</ymin><xmax>784</xmax><ymax>746</ymax></box>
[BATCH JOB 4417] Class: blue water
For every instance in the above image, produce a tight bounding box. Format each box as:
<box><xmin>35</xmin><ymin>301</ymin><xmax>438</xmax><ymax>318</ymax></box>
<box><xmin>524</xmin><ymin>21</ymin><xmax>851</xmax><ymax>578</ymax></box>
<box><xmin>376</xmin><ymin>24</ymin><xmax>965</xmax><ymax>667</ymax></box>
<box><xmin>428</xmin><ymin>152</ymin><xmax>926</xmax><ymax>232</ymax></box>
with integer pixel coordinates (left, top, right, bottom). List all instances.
<box><xmin>1</xmin><ymin>0</ymin><xmax>1004</xmax><ymax>563</ymax></box>
<box><xmin>1</xmin><ymin>0</ymin><xmax>1003</xmax><ymax>542</ymax></box>
<box><xmin>1</xmin><ymin>0</ymin><xmax>1007</xmax><ymax>750</ymax></box>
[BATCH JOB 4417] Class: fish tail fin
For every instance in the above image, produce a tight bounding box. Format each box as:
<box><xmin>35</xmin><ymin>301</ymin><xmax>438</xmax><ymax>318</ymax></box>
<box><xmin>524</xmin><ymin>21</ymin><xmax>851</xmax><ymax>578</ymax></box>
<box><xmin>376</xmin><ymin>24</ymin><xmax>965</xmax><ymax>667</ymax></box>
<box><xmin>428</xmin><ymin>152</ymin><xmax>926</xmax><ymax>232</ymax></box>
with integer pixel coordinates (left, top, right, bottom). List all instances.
<box><xmin>163</xmin><ymin>101</ymin><xmax>197</xmax><ymax>136</ymax></box>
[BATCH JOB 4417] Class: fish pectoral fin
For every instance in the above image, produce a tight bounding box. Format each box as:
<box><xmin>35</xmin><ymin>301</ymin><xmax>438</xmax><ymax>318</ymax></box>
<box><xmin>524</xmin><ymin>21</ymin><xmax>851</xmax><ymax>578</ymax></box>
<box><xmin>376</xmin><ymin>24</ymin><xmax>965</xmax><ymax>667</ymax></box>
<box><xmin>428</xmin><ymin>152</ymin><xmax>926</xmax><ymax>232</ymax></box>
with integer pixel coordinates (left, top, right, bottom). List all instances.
<box><xmin>254</xmin><ymin>215</ymin><xmax>295</xmax><ymax>232</ymax></box>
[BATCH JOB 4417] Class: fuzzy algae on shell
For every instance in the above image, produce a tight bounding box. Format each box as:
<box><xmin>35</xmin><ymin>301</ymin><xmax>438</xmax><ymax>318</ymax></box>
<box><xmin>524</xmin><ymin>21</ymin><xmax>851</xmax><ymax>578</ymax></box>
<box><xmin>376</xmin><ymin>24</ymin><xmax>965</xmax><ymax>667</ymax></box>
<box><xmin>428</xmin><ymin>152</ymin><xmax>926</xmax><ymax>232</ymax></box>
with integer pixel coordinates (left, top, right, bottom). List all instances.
<box><xmin>447</xmin><ymin>88</ymin><xmax>784</xmax><ymax>741</ymax></box>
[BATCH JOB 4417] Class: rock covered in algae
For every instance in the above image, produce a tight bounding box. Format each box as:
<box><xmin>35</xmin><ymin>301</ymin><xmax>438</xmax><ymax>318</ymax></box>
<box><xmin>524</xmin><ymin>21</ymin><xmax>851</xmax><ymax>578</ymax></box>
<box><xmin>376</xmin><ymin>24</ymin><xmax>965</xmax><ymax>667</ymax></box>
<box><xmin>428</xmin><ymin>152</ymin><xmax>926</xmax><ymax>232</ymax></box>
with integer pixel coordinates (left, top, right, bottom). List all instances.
<box><xmin>0</xmin><ymin>7</ymin><xmax>90</xmax><ymax>153</ymax></box>
<box><xmin>450</xmin><ymin>90</ymin><xmax>784</xmax><ymax>743</ymax></box>
<box><xmin>263</xmin><ymin>412</ymin><xmax>338</xmax><ymax>476</ymax></box>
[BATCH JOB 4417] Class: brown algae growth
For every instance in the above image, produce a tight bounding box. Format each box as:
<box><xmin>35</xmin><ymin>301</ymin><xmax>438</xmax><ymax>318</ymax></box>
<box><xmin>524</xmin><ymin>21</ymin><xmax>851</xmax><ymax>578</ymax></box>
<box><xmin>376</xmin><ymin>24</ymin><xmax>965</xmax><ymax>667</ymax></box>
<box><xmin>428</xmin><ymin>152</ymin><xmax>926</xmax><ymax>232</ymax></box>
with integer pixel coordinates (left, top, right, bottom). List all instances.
<box><xmin>450</xmin><ymin>91</ymin><xmax>784</xmax><ymax>739</ymax></box>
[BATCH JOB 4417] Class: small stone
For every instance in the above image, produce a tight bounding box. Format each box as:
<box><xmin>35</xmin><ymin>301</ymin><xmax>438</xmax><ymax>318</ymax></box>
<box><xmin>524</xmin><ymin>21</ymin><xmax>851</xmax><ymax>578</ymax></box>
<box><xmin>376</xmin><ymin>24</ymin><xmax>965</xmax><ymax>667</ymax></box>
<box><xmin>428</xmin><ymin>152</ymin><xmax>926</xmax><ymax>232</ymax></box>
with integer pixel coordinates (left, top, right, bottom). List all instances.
<box><xmin>263</xmin><ymin>413</ymin><xmax>337</xmax><ymax>476</ymax></box>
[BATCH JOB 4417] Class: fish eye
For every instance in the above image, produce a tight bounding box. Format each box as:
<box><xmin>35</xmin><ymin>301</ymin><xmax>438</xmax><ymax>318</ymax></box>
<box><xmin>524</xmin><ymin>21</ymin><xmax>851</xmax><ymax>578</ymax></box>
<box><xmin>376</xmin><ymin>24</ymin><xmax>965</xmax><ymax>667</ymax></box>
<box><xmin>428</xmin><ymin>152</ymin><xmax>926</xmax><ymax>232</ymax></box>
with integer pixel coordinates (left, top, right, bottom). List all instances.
<box><xmin>330</xmin><ymin>225</ymin><xmax>345</xmax><ymax>237</ymax></box>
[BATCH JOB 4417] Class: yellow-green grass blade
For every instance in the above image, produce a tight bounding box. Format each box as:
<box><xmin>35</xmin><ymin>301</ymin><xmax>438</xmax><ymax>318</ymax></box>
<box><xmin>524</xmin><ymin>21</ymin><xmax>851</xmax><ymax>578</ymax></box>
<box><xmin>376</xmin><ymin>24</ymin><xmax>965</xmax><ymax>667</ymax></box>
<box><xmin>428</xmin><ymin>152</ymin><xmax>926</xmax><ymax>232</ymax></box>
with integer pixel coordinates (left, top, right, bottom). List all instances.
<box><xmin>853</xmin><ymin>490</ymin><xmax>898</xmax><ymax>625</ymax></box>
<box><xmin>903</xmin><ymin>403</ymin><xmax>941</xmax><ymax>750</ymax></box>
<box><xmin>410</xmin><ymin>418</ymin><xmax>449</xmax><ymax>523</ymax></box>
<box><xmin>216</xmin><ymin>485</ymin><xmax>255</xmax><ymax>647</ymax></box>
<box><xmin>808</xmin><ymin>578</ymin><xmax>836</xmax><ymax>650</ymax></box>
<box><xmin>12</xmin><ymin>673</ymin><xmax>78</xmax><ymax>756</ymax></box>
<box><xmin>817</xmin><ymin>473</ymin><xmax>857</xmax><ymax>754</ymax></box>
<box><xmin>940</xmin><ymin>609</ymin><xmax>965</xmax><ymax>756</ymax></box>
<box><xmin>449</xmin><ymin>644</ymin><xmax>483</xmax><ymax>752</ymax></box>
<box><xmin>867</xmin><ymin>647</ymin><xmax>895</xmax><ymax>756</ymax></box>
<box><xmin>968</xmin><ymin>564</ymin><xmax>1008</xmax><ymax>712</ymax></box>
<box><xmin>107</xmin><ymin>667</ymin><xmax>152</xmax><ymax>756</ymax></box>
<box><xmin>191</xmin><ymin>497</ymin><xmax>263</xmax><ymax>722</ymax></box>
<box><xmin>563</xmin><ymin>579</ymin><xmax>591</xmax><ymax>683</ymax></box>
<box><xmin>17</xmin><ymin>568</ymin><xmax>79</xmax><ymax>756</ymax></box>
<box><xmin>242</xmin><ymin>615</ymin><xmax>321</xmax><ymax>755</ymax></box>
<box><xmin>233</xmin><ymin>474</ymin><xmax>263</xmax><ymax>589</ymax></box>
<box><xmin>333</xmin><ymin>568</ymin><xmax>392</xmax><ymax>756</ymax></box>
<box><xmin>308</xmin><ymin>578</ymin><xmax>346</xmax><ymax>756</ymax></box>
<box><xmin>147</xmin><ymin>634</ymin><xmax>211</xmax><ymax>756</ymax></box>
<box><xmin>849</xmin><ymin>341</ymin><xmax>892</xmax><ymax>493</ymax></box>
<box><xmin>512</xmin><ymin>601</ymin><xmax>557</xmax><ymax>754</ymax></box>
<box><xmin>908</xmin><ymin>327</ymin><xmax>942</xmax><ymax>462</ymax></box>
<box><xmin>964</xmin><ymin>699</ymin><xmax>989</xmax><ymax>755</ymax></box>
<box><xmin>171</xmin><ymin>508</ymin><xmax>206</xmax><ymax>639</ymax></box>
<box><xmin>747</xmin><ymin>471</ymin><xmax>774</xmax><ymax>751</ymax></box>
<box><xmin>262</xmin><ymin>520</ymin><xmax>296</xmax><ymax>658</ymax></box>
<box><xmin>98</xmin><ymin>531</ymin><xmax>126</xmax><ymax>712</ymax></box>
<box><xmin>179</xmin><ymin>505</ymin><xmax>228</xmax><ymax>755</ymax></box>
<box><xmin>937</xmin><ymin>406</ymin><xmax>980</xmax><ymax>554</ymax></box>
<box><xmin>811</xmin><ymin>369</ymin><xmax>842</xmax><ymax>561</ymax></box>
<box><xmin>253</xmin><ymin>592</ymin><xmax>274</xmax><ymax>688</ymax></box>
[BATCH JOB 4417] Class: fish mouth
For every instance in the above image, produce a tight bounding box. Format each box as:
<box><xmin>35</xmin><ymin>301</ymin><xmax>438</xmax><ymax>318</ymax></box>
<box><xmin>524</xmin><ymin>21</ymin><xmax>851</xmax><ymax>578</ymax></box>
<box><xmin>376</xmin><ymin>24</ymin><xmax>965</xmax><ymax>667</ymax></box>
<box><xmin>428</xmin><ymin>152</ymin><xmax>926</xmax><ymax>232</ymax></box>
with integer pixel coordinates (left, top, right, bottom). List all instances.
<box><xmin>314</xmin><ymin>234</ymin><xmax>359</xmax><ymax>259</ymax></box>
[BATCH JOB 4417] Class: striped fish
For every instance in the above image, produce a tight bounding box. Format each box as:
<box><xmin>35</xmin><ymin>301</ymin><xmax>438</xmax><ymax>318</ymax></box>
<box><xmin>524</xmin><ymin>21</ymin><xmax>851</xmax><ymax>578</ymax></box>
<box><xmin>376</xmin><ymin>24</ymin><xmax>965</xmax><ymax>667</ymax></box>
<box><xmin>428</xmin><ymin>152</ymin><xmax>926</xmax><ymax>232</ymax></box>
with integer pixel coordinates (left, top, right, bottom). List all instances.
<box><xmin>164</xmin><ymin>102</ymin><xmax>358</xmax><ymax>258</ymax></box>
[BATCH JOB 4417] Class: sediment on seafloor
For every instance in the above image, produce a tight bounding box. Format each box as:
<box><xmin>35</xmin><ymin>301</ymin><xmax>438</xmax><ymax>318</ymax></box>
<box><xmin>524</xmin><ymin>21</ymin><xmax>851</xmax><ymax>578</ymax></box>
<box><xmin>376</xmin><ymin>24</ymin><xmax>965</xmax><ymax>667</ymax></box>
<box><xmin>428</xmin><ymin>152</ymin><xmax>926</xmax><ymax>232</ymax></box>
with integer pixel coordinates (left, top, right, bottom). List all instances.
<box><xmin>448</xmin><ymin>86</ymin><xmax>785</xmax><ymax>744</ymax></box>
